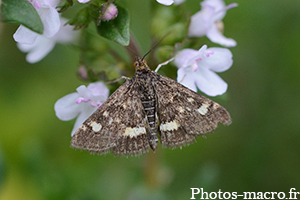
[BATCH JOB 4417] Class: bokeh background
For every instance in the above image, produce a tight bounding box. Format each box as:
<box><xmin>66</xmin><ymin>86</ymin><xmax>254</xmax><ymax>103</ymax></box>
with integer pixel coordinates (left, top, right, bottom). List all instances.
<box><xmin>1</xmin><ymin>0</ymin><xmax>300</xmax><ymax>199</ymax></box>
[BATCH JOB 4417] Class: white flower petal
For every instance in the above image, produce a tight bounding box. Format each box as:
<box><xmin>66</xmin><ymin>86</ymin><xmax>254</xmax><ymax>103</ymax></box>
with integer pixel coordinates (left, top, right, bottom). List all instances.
<box><xmin>188</xmin><ymin>6</ymin><xmax>214</xmax><ymax>37</ymax></box>
<box><xmin>206</xmin><ymin>24</ymin><xmax>237</xmax><ymax>47</ymax></box>
<box><xmin>177</xmin><ymin>68</ymin><xmax>197</xmax><ymax>92</ymax></box>
<box><xmin>18</xmin><ymin>37</ymin><xmax>55</xmax><ymax>63</ymax></box>
<box><xmin>77</xmin><ymin>0</ymin><xmax>91</xmax><ymax>3</ymax></box>
<box><xmin>13</xmin><ymin>25</ymin><xmax>39</xmax><ymax>44</ymax></box>
<box><xmin>55</xmin><ymin>93</ymin><xmax>81</xmax><ymax>121</ymax></box>
<box><xmin>44</xmin><ymin>0</ymin><xmax>61</xmax><ymax>8</ymax></box>
<box><xmin>204</xmin><ymin>0</ymin><xmax>227</xmax><ymax>21</ymax></box>
<box><xmin>54</xmin><ymin>20</ymin><xmax>78</xmax><ymax>43</ymax></box>
<box><xmin>195</xmin><ymin>68</ymin><xmax>228</xmax><ymax>96</ymax></box>
<box><xmin>187</xmin><ymin>45</ymin><xmax>208</xmax><ymax>66</ymax></box>
<box><xmin>39</xmin><ymin>6</ymin><xmax>61</xmax><ymax>38</ymax></box>
<box><xmin>200</xmin><ymin>47</ymin><xmax>233</xmax><ymax>72</ymax></box>
<box><xmin>156</xmin><ymin>0</ymin><xmax>174</xmax><ymax>6</ymax></box>
<box><xmin>174</xmin><ymin>49</ymin><xmax>198</xmax><ymax>68</ymax></box>
<box><xmin>17</xmin><ymin>41</ymin><xmax>35</xmax><ymax>53</ymax></box>
<box><xmin>88</xmin><ymin>82</ymin><xmax>109</xmax><ymax>97</ymax></box>
<box><xmin>76</xmin><ymin>85</ymin><xmax>89</xmax><ymax>97</ymax></box>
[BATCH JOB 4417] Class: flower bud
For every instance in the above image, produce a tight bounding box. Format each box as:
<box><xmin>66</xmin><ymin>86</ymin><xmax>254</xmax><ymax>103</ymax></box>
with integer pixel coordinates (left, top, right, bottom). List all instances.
<box><xmin>98</xmin><ymin>3</ymin><xmax>118</xmax><ymax>22</ymax></box>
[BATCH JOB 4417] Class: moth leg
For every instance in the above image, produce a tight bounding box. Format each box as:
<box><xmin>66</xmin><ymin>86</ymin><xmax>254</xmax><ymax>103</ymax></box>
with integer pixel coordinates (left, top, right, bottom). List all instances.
<box><xmin>105</xmin><ymin>76</ymin><xmax>130</xmax><ymax>84</ymax></box>
<box><xmin>178</xmin><ymin>74</ymin><xmax>187</xmax><ymax>83</ymax></box>
<box><xmin>155</xmin><ymin>57</ymin><xmax>176</xmax><ymax>73</ymax></box>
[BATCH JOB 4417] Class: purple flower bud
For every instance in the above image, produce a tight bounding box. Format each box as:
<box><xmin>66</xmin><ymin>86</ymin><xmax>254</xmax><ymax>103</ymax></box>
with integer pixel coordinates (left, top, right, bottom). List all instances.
<box><xmin>101</xmin><ymin>4</ymin><xmax>118</xmax><ymax>21</ymax></box>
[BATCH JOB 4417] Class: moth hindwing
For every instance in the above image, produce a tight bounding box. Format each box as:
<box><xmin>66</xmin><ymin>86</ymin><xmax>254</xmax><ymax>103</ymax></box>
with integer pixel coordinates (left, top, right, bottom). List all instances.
<box><xmin>71</xmin><ymin>58</ymin><xmax>231</xmax><ymax>156</ymax></box>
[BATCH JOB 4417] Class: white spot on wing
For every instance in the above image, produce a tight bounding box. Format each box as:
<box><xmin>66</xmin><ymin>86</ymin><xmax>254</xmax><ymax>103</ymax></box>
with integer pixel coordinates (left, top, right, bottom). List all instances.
<box><xmin>197</xmin><ymin>102</ymin><xmax>210</xmax><ymax>115</ymax></box>
<box><xmin>82</xmin><ymin>125</ymin><xmax>87</xmax><ymax>131</ymax></box>
<box><xmin>103</xmin><ymin>111</ymin><xmax>109</xmax><ymax>117</ymax></box>
<box><xmin>170</xmin><ymin>96</ymin><xmax>174</xmax><ymax>102</ymax></box>
<box><xmin>187</xmin><ymin>98</ymin><xmax>194</xmax><ymax>102</ymax></box>
<box><xmin>88</xmin><ymin>121</ymin><xmax>102</xmax><ymax>132</ymax></box>
<box><xmin>123</xmin><ymin>127</ymin><xmax>146</xmax><ymax>138</ymax></box>
<box><xmin>213</xmin><ymin>103</ymin><xmax>220</xmax><ymax>109</ymax></box>
<box><xmin>73</xmin><ymin>125</ymin><xmax>87</xmax><ymax>137</ymax></box>
<box><xmin>160</xmin><ymin>120</ymin><xmax>180</xmax><ymax>131</ymax></box>
<box><xmin>178</xmin><ymin>106</ymin><xmax>184</xmax><ymax>113</ymax></box>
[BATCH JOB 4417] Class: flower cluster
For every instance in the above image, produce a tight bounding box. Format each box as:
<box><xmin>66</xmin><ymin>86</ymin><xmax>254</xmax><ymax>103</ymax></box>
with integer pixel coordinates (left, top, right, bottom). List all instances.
<box><xmin>6</xmin><ymin>0</ymin><xmax>237</xmax><ymax>135</ymax></box>
<box><xmin>174</xmin><ymin>0</ymin><xmax>237</xmax><ymax>96</ymax></box>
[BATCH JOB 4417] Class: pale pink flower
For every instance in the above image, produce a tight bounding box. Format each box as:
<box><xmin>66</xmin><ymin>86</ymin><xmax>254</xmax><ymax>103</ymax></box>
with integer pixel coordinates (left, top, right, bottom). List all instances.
<box><xmin>175</xmin><ymin>45</ymin><xmax>233</xmax><ymax>96</ymax></box>
<box><xmin>13</xmin><ymin>0</ymin><xmax>61</xmax><ymax>44</ymax></box>
<box><xmin>77</xmin><ymin>0</ymin><xmax>90</xmax><ymax>3</ymax></box>
<box><xmin>55</xmin><ymin>82</ymin><xmax>109</xmax><ymax>136</ymax></box>
<box><xmin>188</xmin><ymin>0</ymin><xmax>238</xmax><ymax>47</ymax></box>
<box><xmin>17</xmin><ymin>17</ymin><xmax>78</xmax><ymax>63</ymax></box>
<box><xmin>156</xmin><ymin>0</ymin><xmax>174</xmax><ymax>6</ymax></box>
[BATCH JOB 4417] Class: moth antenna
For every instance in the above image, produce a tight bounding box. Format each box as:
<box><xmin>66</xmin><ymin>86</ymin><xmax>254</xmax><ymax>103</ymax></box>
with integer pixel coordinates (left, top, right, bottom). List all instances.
<box><xmin>125</xmin><ymin>46</ymin><xmax>139</xmax><ymax>57</ymax></box>
<box><xmin>142</xmin><ymin>34</ymin><xmax>170</xmax><ymax>60</ymax></box>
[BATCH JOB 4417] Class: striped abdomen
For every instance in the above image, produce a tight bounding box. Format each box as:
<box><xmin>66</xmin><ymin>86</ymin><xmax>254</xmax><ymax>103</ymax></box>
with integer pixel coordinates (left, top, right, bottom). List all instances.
<box><xmin>141</xmin><ymin>97</ymin><xmax>158</xmax><ymax>151</ymax></box>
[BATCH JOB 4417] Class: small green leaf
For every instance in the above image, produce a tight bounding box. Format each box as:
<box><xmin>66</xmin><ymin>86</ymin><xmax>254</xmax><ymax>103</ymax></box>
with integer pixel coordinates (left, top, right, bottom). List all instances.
<box><xmin>68</xmin><ymin>7</ymin><xmax>92</xmax><ymax>29</ymax></box>
<box><xmin>57</xmin><ymin>0</ymin><xmax>74</xmax><ymax>13</ymax></box>
<box><xmin>96</xmin><ymin>5</ymin><xmax>130</xmax><ymax>46</ymax></box>
<box><xmin>66</xmin><ymin>0</ymin><xmax>74</xmax><ymax>5</ymax></box>
<box><xmin>1</xmin><ymin>0</ymin><xmax>43</xmax><ymax>34</ymax></box>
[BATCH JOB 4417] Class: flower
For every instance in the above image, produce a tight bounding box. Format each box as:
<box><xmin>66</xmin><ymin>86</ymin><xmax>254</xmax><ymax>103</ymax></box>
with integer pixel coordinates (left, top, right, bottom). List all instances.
<box><xmin>13</xmin><ymin>0</ymin><xmax>61</xmax><ymax>45</ymax></box>
<box><xmin>54</xmin><ymin>82</ymin><xmax>109</xmax><ymax>136</ymax></box>
<box><xmin>16</xmin><ymin>17</ymin><xmax>78</xmax><ymax>63</ymax></box>
<box><xmin>156</xmin><ymin>0</ymin><xmax>174</xmax><ymax>6</ymax></box>
<box><xmin>12</xmin><ymin>0</ymin><xmax>78</xmax><ymax>63</ymax></box>
<box><xmin>174</xmin><ymin>45</ymin><xmax>233</xmax><ymax>96</ymax></box>
<box><xmin>77</xmin><ymin>0</ymin><xmax>90</xmax><ymax>3</ymax></box>
<box><xmin>188</xmin><ymin>0</ymin><xmax>238</xmax><ymax>47</ymax></box>
<box><xmin>99</xmin><ymin>3</ymin><xmax>118</xmax><ymax>22</ymax></box>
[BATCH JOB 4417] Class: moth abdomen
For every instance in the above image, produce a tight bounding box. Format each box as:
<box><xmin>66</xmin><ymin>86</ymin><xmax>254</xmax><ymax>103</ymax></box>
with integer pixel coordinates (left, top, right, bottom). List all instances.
<box><xmin>141</xmin><ymin>96</ymin><xmax>158</xmax><ymax>151</ymax></box>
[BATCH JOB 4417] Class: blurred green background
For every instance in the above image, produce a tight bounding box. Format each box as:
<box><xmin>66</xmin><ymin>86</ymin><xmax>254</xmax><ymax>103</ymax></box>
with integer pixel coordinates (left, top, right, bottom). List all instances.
<box><xmin>1</xmin><ymin>0</ymin><xmax>300</xmax><ymax>199</ymax></box>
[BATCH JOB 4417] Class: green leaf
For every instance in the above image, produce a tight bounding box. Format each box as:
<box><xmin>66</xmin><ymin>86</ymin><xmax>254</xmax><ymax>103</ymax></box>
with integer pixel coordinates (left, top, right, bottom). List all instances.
<box><xmin>66</xmin><ymin>0</ymin><xmax>74</xmax><ymax>4</ymax></box>
<box><xmin>1</xmin><ymin>0</ymin><xmax>43</xmax><ymax>34</ymax></box>
<box><xmin>68</xmin><ymin>3</ymin><xmax>100</xmax><ymax>30</ymax></box>
<box><xmin>96</xmin><ymin>6</ymin><xmax>130</xmax><ymax>46</ymax></box>
<box><xmin>57</xmin><ymin>0</ymin><xmax>74</xmax><ymax>13</ymax></box>
<box><xmin>68</xmin><ymin>7</ymin><xmax>92</xmax><ymax>30</ymax></box>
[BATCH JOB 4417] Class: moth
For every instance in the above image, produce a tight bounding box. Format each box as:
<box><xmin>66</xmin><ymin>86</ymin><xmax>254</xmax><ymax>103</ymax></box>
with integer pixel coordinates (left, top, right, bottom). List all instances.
<box><xmin>71</xmin><ymin>57</ymin><xmax>231</xmax><ymax>156</ymax></box>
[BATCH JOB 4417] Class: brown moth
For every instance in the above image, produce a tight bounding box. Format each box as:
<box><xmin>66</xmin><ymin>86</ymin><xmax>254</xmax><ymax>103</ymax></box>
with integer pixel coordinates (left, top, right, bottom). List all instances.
<box><xmin>71</xmin><ymin>57</ymin><xmax>231</xmax><ymax>156</ymax></box>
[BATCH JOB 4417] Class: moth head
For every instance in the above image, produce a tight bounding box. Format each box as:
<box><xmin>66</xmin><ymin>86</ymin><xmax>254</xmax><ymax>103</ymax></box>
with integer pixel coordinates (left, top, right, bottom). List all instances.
<box><xmin>134</xmin><ymin>57</ymin><xmax>150</xmax><ymax>72</ymax></box>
